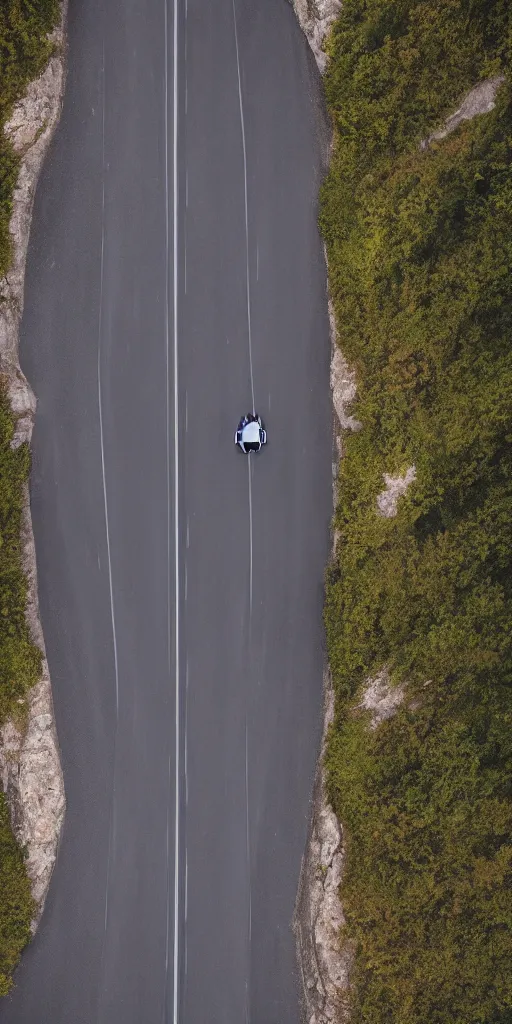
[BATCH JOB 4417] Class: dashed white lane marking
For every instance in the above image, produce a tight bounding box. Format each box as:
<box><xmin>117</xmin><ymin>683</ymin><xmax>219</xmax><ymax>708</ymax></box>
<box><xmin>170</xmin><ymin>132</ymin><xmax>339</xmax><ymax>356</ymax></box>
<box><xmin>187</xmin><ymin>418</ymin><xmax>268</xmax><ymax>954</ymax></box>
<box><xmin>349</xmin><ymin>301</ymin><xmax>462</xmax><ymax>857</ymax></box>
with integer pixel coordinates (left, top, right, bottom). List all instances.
<box><xmin>184</xmin><ymin>228</ymin><xmax>187</xmax><ymax>295</ymax></box>
<box><xmin>245</xmin><ymin>719</ymin><xmax>252</xmax><ymax>945</ymax></box>
<box><xmin>185</xmin><ymin>658</ymin><xmax>189</xmax><ymax>807</ymax></box>
<box><xmin>184</xmin><ymin>4</ymin><xmax>188</xmax><ymax>115</ymax></box>
<box><xmin>185</xmin><ymin>853</ymin><xmax>188</xmax><ymax>922</ymax></box>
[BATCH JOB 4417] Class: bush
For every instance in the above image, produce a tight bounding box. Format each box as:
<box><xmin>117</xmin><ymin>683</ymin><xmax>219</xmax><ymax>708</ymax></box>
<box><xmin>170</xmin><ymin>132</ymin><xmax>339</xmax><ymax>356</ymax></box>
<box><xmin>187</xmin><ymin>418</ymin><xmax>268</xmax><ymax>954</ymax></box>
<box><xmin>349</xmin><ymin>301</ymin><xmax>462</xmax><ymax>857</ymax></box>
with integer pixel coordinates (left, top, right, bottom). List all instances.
<box><xmin>0</xmin><ymin>387</ymin><xmax>41</xmax><ymax>727</ymax></box>
<box><xmin>0</xmin><ymin>792</ymin><xmax>34</xmax><ymax>996</ymax></box>
<box><xmin>321</xmin><ymin>1</ymin><xmax>512</xmax><ymax>1021</ymax></box>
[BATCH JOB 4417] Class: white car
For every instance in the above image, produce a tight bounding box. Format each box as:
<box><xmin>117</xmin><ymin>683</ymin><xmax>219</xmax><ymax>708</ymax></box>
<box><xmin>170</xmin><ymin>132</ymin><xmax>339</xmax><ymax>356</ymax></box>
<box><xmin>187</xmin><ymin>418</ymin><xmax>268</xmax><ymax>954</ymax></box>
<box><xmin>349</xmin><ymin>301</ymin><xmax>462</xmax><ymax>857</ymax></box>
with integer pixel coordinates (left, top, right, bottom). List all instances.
<box><xmin>234</xmin><ymin>413</ymin><xmax>267</xmax><ymax>454</ymax></box>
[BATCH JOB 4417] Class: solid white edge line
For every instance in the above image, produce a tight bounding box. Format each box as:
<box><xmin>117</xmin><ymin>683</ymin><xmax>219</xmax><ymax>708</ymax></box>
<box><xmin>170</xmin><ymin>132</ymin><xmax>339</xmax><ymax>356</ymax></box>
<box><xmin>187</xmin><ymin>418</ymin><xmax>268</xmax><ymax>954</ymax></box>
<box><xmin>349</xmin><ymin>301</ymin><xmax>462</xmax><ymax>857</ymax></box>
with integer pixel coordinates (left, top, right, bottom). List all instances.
<box><xmin>172</xmin><ymin>0</ymin><xmax>181</xmax><ymax>1017</ymax></box>
<box><xmin>163</xmin><ymin>0</ymin><xmax>171</xmax><ymax>1011</ymax></box>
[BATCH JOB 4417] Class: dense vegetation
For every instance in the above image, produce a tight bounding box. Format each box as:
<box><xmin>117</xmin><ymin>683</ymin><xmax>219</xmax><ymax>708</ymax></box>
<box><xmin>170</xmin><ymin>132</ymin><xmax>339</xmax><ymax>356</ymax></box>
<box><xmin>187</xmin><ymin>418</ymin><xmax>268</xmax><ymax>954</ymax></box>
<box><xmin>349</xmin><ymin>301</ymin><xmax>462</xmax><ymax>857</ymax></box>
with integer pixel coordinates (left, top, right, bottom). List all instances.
<box><xmin>0</xmin><ymin>391</ymin><xmax>41</xmax><ymax>727</ymax></box>
<box><xmin>321</xmin><ymin>1</ymin><xmax>512</xmax><ymax>1022</ymax></box>
<box><xmin>0</xmin><ymin>794</ymin><xmax>34</xmax><ymax>996</ymax></box>
<box><xmin>0</xmin><ymin>0</ymin><xmax>59</xmax><ymax>275</ymax></box>
<box><xmin>0</xmin><ymin>394</ymin><xmax>39</xmax><ymax>997</ymax></box>
<box><xmin>0</xmin><ymin>0</ymin><xmax>60</xmax><ymax>995</ymax></box>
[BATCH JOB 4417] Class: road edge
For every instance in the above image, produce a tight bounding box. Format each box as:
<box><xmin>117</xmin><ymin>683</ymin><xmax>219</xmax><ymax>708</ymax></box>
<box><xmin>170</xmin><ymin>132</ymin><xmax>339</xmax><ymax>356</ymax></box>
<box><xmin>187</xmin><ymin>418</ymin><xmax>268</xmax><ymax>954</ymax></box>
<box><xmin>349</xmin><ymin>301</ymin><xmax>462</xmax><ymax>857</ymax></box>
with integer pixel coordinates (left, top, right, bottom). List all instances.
<box><xmin>293</xmin><ymin>269</ymin><xmax>355</xmax><ymax>1024</ymax></box>
<box><xmin>288</xmin><ymin>3</ymin><xmax>354</xmax><ymax>1020</ymax></box>
<box><xmin>0</xmin><ymin>0</ymin><xmax>69</xmax><ymax>930</ymax></box>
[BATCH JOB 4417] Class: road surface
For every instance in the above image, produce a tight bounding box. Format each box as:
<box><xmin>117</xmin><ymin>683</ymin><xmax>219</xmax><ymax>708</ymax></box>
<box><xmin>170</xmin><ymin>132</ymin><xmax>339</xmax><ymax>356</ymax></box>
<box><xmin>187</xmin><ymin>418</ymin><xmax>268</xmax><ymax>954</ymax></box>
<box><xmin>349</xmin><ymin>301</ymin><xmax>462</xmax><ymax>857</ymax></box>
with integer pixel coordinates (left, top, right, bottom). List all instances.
<box><xmin>0</xmin><ymin>1</ymin><xmax>331</xmax><ymax>1021</ymax></box>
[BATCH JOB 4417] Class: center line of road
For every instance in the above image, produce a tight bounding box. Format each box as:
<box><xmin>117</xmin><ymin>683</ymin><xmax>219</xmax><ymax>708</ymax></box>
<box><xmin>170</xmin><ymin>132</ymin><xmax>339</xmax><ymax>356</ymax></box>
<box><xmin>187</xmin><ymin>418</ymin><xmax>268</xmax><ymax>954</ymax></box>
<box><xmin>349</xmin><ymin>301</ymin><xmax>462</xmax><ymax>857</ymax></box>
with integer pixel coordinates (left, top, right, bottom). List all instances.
<box><xmin>233</xmin><ymin>12</ymin><xmax>254</xmax><ymax>1020</ymax></box>
<box><xmin>247</xmin><ymin>458</ymin><xmax>253</xmax><ymax>614</ymax></box>
<box><xmin>172</xmin><ymin>0</ymin><xmax>180</xmax><ymax>1014</ymax></box>
<box><xmin>163</xmin><ymin>0</ymin><xmax>181</xmax><ymax>1021</ymax></box>
<box><xmin>97</xmin><ymin>41</ymin><xmax>120</xmax><ymax>968</ymax></box>
<box><xmin>232</xmin><ymin>0</ymin><xmax>255</xmax><ymax>415</ymax></box>
<box><xmin>97</xmin><ymin>46</ymin><xmax>119</xmax><ymax>723</ymax></box>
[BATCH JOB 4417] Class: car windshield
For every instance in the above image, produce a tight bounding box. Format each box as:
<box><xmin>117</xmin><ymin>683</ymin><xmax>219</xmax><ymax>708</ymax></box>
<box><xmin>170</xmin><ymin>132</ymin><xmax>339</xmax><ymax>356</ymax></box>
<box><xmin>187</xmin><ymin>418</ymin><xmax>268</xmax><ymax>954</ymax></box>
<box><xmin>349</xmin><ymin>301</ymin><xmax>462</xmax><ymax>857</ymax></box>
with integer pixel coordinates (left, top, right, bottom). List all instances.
<box><xmin>244</xmin><ymin>441</ymin><xmax>260</xmax><ymax>452</ymax></box>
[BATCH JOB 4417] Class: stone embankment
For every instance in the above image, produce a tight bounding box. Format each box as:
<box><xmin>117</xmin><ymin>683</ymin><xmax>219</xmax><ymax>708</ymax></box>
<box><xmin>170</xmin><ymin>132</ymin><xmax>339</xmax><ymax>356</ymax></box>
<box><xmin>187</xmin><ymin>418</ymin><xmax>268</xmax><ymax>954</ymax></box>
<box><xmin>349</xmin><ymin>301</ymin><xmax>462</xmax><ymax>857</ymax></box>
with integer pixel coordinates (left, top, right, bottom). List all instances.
<box><xmin>290</xmin><ymin>0</ymin><xmax>342</xmax><ymax>73</ymax></box>
<box><xmin>0</xmin><ymin>1</ymin><xmax>68</xmax><ymax>928</ymax></box>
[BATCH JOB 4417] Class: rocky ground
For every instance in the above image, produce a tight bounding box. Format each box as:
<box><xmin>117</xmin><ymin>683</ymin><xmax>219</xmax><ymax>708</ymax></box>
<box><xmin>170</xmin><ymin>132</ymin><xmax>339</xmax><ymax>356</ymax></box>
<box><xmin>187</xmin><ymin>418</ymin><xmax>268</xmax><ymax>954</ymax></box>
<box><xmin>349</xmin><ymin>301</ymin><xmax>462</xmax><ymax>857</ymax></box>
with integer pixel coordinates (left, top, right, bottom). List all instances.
<box><xmin>290</xmin><ymin>0</ymin><xmax>342</xmax><ymax>73</ymax></box>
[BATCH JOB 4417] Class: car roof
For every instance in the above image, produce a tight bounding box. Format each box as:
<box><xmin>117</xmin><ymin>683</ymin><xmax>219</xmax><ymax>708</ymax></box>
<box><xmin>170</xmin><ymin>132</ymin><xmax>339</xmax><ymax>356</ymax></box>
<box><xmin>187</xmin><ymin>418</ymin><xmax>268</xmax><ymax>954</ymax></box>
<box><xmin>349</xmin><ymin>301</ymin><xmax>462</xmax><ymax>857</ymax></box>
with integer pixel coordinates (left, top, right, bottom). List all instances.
<box><xmin>242</xmin><ymin>422</ymin><xmax>260</xmax><ymax>442</ymax></box>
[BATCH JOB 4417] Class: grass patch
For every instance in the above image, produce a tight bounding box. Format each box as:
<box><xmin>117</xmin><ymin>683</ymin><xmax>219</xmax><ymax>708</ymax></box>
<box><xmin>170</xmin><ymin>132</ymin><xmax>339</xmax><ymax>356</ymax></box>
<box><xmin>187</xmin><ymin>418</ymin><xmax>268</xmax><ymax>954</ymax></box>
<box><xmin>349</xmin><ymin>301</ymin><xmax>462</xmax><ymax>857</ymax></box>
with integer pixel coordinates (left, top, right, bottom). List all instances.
<box><xmin>321</xmin><ymin>1</ymin><xmax>512</xmax><ymax>1021</ymax></box>
<box><xmin>0</xmin><ymin>0</ymin><xmax>60</xmax><ymax>994</ymax></box>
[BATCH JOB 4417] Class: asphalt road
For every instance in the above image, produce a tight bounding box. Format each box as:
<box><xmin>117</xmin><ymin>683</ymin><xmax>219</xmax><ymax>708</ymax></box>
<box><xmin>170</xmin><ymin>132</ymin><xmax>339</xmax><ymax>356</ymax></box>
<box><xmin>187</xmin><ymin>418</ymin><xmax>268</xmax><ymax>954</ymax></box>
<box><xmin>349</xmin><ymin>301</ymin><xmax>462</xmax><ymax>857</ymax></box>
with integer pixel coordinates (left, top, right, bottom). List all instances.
<box><xmin>0</xmin><ymin>1</ymin><xmax>331</xmax><ymax>1022</ymax></box>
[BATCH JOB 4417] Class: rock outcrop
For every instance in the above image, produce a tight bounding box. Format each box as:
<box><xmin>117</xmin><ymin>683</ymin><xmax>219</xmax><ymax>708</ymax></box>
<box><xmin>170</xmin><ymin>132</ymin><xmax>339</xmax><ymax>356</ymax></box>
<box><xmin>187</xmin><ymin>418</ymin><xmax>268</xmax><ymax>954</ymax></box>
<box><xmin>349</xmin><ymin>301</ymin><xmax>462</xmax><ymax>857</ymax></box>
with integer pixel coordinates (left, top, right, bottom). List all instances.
<box><xmin>289</xmin><ymin>0</ymin><xmax>342</xmax><ymax>73</ymax></box>
<box><xmin>295</xmin><ymin>684</ymin><xmax>352</xmax><ymax>1024</ymax></box>
<box><xmin>421</xmin><ymin>75</ymin><xmax>505</xmax><ymax>150</ymax></box>
<box><xmin>376</xmin><ymin>466</ymin><xmax>416</xmax><ymax>518</ymax></box>
<box><xmin>0</xmin><ymin>2</ymin><xmax>68</xmax><ymax>928</ymax></box>
<box><xmin>357</xmin><ymin>668</ymin><xmax>405</xmax><ymax>730</ymax></box>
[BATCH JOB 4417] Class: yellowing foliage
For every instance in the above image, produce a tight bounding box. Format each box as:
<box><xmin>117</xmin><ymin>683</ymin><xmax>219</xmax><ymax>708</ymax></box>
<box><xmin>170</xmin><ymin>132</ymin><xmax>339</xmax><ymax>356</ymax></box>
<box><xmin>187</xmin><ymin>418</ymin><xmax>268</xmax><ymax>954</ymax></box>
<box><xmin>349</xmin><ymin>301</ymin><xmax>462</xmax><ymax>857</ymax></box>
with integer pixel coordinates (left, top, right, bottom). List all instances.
<box><xmin>321</xmin><ymin>1</ymin><xmax>512</xmax><ymax>1021</ymax></box>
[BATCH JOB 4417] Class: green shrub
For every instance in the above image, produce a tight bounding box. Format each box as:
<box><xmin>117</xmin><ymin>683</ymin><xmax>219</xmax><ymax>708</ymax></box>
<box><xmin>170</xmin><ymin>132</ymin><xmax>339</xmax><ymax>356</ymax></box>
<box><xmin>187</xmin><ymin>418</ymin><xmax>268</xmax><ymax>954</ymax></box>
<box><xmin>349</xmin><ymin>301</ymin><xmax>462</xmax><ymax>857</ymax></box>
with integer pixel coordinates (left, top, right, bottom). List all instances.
<box><xmin>0</xmin><ymin>792</ymin><xmax>34</xmax><ymax>996</ymax></box>
<box><xmin>0</xmin><ymin>387</ymin><xmax>41</xmax><ymax>727</ymax></box>
<box><xmin>0</xmin><ymin>389</ymin><xmax>42</xmax><ymax>998</ymax></box>
<box><xmin>321</xmin><ymin>1</ymin><xmax>512</xmax><ymax>1021</ymax></box>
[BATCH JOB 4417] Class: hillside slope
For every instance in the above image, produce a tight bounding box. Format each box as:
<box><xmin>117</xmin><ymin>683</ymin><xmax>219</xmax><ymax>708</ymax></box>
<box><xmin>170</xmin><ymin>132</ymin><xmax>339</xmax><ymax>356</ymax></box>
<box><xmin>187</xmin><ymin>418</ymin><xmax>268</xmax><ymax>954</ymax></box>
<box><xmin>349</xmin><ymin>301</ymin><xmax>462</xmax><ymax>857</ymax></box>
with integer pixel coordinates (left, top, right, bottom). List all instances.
<box><xmin>321</xmin><ymin>2</ymin><xmax>512</xmax><ymax>1021</ymax></box>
